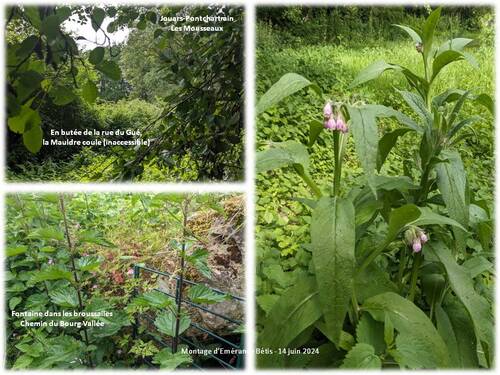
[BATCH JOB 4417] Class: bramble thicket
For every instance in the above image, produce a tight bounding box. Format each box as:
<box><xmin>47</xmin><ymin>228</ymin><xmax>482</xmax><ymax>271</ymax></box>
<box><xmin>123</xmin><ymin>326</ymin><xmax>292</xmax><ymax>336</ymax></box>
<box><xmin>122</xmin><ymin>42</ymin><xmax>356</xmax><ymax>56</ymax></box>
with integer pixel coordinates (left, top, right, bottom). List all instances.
<box><xmin>256</xmin><ymin>7</ymin><xmax>493</xmax><ymax>369</ymax></box>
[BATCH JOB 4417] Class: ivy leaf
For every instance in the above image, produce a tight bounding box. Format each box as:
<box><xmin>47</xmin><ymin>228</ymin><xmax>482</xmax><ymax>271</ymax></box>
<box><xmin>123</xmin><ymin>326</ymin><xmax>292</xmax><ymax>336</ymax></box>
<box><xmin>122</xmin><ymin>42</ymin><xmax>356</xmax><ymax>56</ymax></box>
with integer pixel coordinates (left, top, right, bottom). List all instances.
<box><xmin>256</xmin><ymin>73</ymin><xmax>320</xmax><ymax>115</ymax></box>
<box><xmin>341</xmin><ymin>343</ymin><xmax>381</xmax><ymax>369</ymax></box>
<box><xmin>152</xmin><ymin>348</ymin><xmax>193</xmax><ymax>369</ymax></box>
<box><xmin>362</xmin><ymin>292</ymin><xmax>449</xmax><ymax>368</ymax></box>
<box><xmin>311</xmin><ymin>197</ymin><xmax>355</xmax><ymax>344</ymax></box>
<box><xmin>96</xmin><ymin>60</ymin><xmax>122</xmax><ymax>81</ymax></box>
<box><xmin>154</xmin><ymin>311</ymin><xmax>190</xmax><ymax>337</ymax></box>
<box><xmin>188</xmin><ymin>284</ymin><xmax>227</xmax><ymax>304</ymax></box>
<box><xmin>427</xmin><ymin>242</ymin><xmax>493</xmax><ymax>366</ymax></box>
<box><xmin>49</xmin><ymin>288</ymin><xmax>79</xmax><ymax>308</ymax></box>
<box><xmin>89</xmin><ymin>47</ymin><xmax>105</xmax><ymax>65</ymax></box>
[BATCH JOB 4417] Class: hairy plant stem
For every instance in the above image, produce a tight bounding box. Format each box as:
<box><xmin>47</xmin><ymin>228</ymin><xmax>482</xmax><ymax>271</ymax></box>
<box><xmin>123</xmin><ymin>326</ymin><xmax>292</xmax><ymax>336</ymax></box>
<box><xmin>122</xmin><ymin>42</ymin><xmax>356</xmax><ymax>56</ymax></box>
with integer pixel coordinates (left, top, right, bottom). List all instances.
<box><xmin>59</xmin><ymin>195</ymin><xmax>94</xmax><ymax>368</ymax></box>
<box><xmin>333</xmin><ymin>132</ymin><xmax>341</xmax><ymax>196</ymax></box>
<box><xmin>173</xmin><ymin>198</ymin><xmax>190</xmax><ymax>353</ymax></box>
<box><xmin>397</xmin><ymin>248</ymin><xmax>408</xmax><ymax>291</ymax></box>
<box><xmin>407</xmin><ymin>252</ymin><xmax>423</xmax><ymax>302</ymax></box>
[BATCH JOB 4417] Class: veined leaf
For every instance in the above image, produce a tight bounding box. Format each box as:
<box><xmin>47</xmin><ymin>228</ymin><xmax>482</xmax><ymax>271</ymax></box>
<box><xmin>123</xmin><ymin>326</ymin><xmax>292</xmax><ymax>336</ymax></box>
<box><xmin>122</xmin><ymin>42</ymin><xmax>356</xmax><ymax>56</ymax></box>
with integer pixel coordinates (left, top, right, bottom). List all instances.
<box><xmin>396</xmin><ymin>89</ymin><xmax>432</xmax><ymax>126</ymax></box>
<box><xmin>350</xmin><ymin>60</ymin><xmax>401</xmax><ymax>88</ymax></box>
<box><xmin>154</xmin><ymin>311</ymin><xmax>190</xmax><ymax>337</ymax></box>
<box><xmin>258</xmin><ymin>275</ymin><xmax>321</xmax><ymax>368</ymax></box>
<box><xmin>393</xmin><ymin>24</ymin><xmax>422</xmax><ymax>44</ymax></box>
<box><xmin>88</xmin><ymin>47</ymin><xmax>105</xmax><ymax>65</ymax></box>
<box><xmin>29</xmin><ymin>266</ymin><xmax>73</xmax><ymax>285</ymax></box>
<box><xmin>256</xmin><ymin>73</ymin><xmax>320</xmax><ymax>115</ymax></box>
<box><xmin>311</xmin><ymin>197</ymin><xmax>355</xmax><ymax>345</ymax></box>
<box><xmin>377</xmin><ymin>128</ymin><xmax>412</xmax><ymax>171</ymax></box>
<box><xmin>152</xmin><ymin>348</ymin><xmax>192</xmax><ymax>369</ymax></box>
<box><xmin>29</xmin><ymin>227</ymin><xmax>64</xmax><ymax>241</ymax></box>
<box><xmin>427</xmin><ymin>242</ymin><xmax>493</xmax><ymax>366</ymax></box>
<box><xmin>49</xmin><ymin>288</ymin><xmax>79</xmax><ymax>308</ymax></box>
<box><xmin>356</xmin><ymin>314</ymin><xmax>386</xmax><ymax>355</ymax></box>
<box><xmin>341</xmin><ymin>343</ymin><xmax>381</xmax><ymax>369</ymax></box>
<box><xmin>77</xmin><ymin>230</ymin><xmax>115</xmax><ymax>247</ymax></box>
<box><xmin>436</xmin><ymin>38</ymin><xmax>474</xmax><ymax>56</ymax></box>
<box><xmin>436</xmin><ymin>149</ymin><xmax>469</xmax><ymax>253</ymax></box>
<box><xmin>308</xmin><ymin>119</ymin><xmax>324</xmax><ymax>147</ymax></box>
<box><xmin>362</xmin><ymin>292</ymin><xmax>449</xmax><ymax>368</ymax></box>
<box><xmin>76</xmin><ymin>255</ymin><xmax>103</xmax><ymax>272</ymax></box>
<box><xmin>23</xmin><ymin>124</ymin><xmax>43</xmax><ymax>154</ymax></box>
<box><xmin>6</xmin><ymin>245</ymin><xmax>28</xmax><ymax>257</ymax></box>
<box><xmin>256</xmin><ymin>141</ymin><xmax>309</xmax><ymax>174</ymax></box>
<box><xmin>187</xmin><ymin>284</ymin><xmax>227</xmax><ymax>304</ymax></box>
<box><xmin>421</xmin><ymin>7</ymin><xmax>442</xmax><ymax>58</ymax></box>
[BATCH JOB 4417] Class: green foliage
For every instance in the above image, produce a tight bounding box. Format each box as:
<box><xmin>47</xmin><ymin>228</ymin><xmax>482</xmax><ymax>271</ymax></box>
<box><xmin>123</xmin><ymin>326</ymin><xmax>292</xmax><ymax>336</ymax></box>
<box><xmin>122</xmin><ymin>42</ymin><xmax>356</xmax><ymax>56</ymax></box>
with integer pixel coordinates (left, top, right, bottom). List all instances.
<box><xmin>256</xmin><ymin>7</ymin><xmax>493</xmax><ymax>369</ymax></box>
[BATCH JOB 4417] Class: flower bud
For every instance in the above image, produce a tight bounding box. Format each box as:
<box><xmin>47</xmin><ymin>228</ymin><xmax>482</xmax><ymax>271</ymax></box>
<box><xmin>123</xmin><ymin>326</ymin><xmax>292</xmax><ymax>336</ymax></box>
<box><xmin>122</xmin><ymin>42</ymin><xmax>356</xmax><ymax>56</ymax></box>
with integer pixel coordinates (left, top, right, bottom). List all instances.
<box><xmin>412</xmin><ymin>239</ymin><xmax>422</xmax><ymax>253</ymax></box>
<box><xmin>419</xmin><ymin>232</ymin><xmax>428</xmax><ymax>244</ymax></box>
<box><xmin>415</xmin><ymin>42</ymin><xmax>423</xmax><ymax>53</ymax></box>
<box><xmin>323</xmin><ymin>102</ymin><xmax>333</xmax><ymax>119</ymax></box>
<box><xmin>324</xmin><ymin>117</ymin><xmax>336</xmax><ymax>130</ymax></box>
<box><xmin>336</xmin><ymin>115</ymin><xmax>348</xmax><ymax>133</ymax></box>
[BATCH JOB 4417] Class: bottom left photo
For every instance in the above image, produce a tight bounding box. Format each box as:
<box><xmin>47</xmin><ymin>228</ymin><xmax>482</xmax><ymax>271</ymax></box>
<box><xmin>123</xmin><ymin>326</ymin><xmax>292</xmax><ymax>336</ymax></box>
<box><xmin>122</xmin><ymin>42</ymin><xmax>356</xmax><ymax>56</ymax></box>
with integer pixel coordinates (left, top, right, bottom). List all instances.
<box><xmin>5</xmin><ymin>193</ymin><xmax>245</xmax><ymax>370</ymax></box>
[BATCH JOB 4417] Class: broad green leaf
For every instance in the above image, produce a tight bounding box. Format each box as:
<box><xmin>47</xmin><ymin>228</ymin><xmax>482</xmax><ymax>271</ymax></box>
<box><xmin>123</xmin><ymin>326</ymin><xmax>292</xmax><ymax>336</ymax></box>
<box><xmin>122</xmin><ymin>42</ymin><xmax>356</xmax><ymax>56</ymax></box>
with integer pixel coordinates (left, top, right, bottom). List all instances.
<box><xmin>77</xmin><ymin>230</ymin><xmax>115</xmax><ymax>247</ymax></box>
<box><xmin>81</xmin><ymin>80</ymin><xmax>98</xmax><ymax>104</ymax></box>
<box><xmin>9</xmin><ymin>296</ymin><xmax>22</xmax><ymax>310</ymax></box>
<box><xmin>377</xmin><ymin>128</ymin><xmax>411</xmax><ymax>171</ymax></box>
<box><xmin>436</xmin><ymin>38</ymin><xmax>473</xmax><ymax>56</ymax></box>
<box><xmin>29</xmin><ymin>266</ymin><xmax>73</xmax><ymax>284</ymax></box>
<box><xmin>36</xmin><ymin>335</ymin><xmax>86</xmax><ymax>368</ymax></box>
<box><xmin>188</xmin><ymin>284</ymin><xmax>227</xmax><ymax>304</ymax></box>
<box><xmin>341</xmin><ymin>343</ymin><xmax>381</xmax><ymax>369</ymax></box>
<box><xmin>24</xmin><ymin>7</ymin><xmax>42</xmax><ymax>30</ymax></box>
<box><xmin>141</xmin><ymin>290</ymin><xmax>174</xmax><ymax>308</ymax></box>
<box><xmin>436</xmin><ymin>149</ymin><xmax>468</xmax><ymax>253</ymax></box>
<box><xmin>96</xmin><ymin>60</ymin><xmax>122</xmax><ymax>81</ymax></box>
<box><xmin>23</xmin><ymin>124</ymin><xmax>43</xmax><ymax>154</ymax></box>
<box><xmin>427</xmin><ymin>242</ymin><xmax>493</xmax><ymax>365</ymax></box>
<box><xmin>89</xmin><ymin>310</ymin><xmax>130</xmax><ymax>339</ymax></box>
<box><xmin>362</xmin><ymin>292</ymin><xmax>449</xmax><ymax>368</ymax></box>
<box><xmin>385</xmin><ymin>204</ymin><xmax>421</xmax><ymax>243</ymax></box>
<box><xmin>258</xmin><ymin>275</ymin><xmax>321</xmax><ymax>368</ymax></box>
<box><xmin>256</xmin><ymin>294</ymin><xmax>279</xmax><ymax>314</ymax></box>
<box><xmin>413</xmin><ymin>206</ymin><xmax>466</xmax><ymax>231</ymax></box>
<box><xmin>393</xmin><ymin>24</ymin><xmax>422</xmax><ymax>44</ymax></box>
<box><xmin>185</xmin><ymin>248</ymin><xmax>211</xmax><ymax>279</ymax></box>
<box><xmin>441</xmin><ymin>294</ymin><xmax>479</xmax><ymax>368</ymax></box>
<box><xmin>89</xmin><ymin>47</ymin><xmax>105</xmax><ymax>65</ymax></box>
<box><xmin>396</xmin><ymin>89</ymin><xmax>432</xmax><ymax>126</ymax></box>
<box><xmin>6</xmin><ymin>245</ymin><xmax>28</xmax><ymax>257</ymax></box>
<box><xmin>76</xmin><ymin>255</ymin><xmax>103</xmax><ymax>271</ymax></box>
<box><xmin>432</xmin><ymin>50</ymin><xmax>467</xmax><ymax>81</ymax></box>
<box><xmin>356</xmin><ymin>314</ymin><xmax>386</xmax><ymax>355</ymax></box>
<box><xmin>49</xmin><ymin>288</ymin><xmax>79</xmax><ymax>308</ymax></box>
<box><xmin>256</xmin><ymin>73</ymin><xmax>320</xmax><ymax>115</ymax></box>
<box><xmin>29</xmin><ymin>227</ymin><xmax>64</xmax><ymax>241</ymax></box>
<box><xmin>355</xmin><ymin>262</ymin><xmax>398</xmax><ymax>303</ymax></box>
<box><xmin>91</xmin><ymin>7</ymin><xmax>106</xmax><ymax>31</ymax></box>
<box><xmin>308</xmin><ymin>119</ymin><xmax>324</xmax><ymax>147</ymax></box>
<box><xmin>154</xmin><ymin>311</ymin><xmax>190</xmax><ymax>337</ymax></box>
<box><xmin>350</xmin><ymin>60</ymin><xmax>401</xmax><ymax>88</ymax></box>
<box><xmin>462</xmin><ymin>256</ymin><xmax>493</xmax><ymax>278</ymax></box>
<box><xmin>12</xmin><ymin>354</ymin><xmax>33</xmax><ymax>369</ymax></box>
<box><xmin>311</xmin><ymin>197</ymin><xmax>355</xmax><ymax>344</ymax></box>
<box><xmin>50</xmin><ymin>86</ymin><xmax>76</xmax><ymax>106</ymax></box>
<box><xmin>421</xmin><ymin>7</ymin><xmax>442</xmax><ymax>57</ymax></box>
<box><xmin>16</xmin><ymin>35</ymin><xmax>39</xmax><ymax>60</ymax></box>
<box><xmin>256</xmin><ymin>141</ymin><xmax>309</xmax><ymax>174</ymax></box>
<box><xmin>8</xmin><ymin>105</ymin><xmax>41</xmax><ymax>134</ymax></box>
<box><xmin>152</xmin><ymin>348</ymin><xmax>193</xmax><ymax>369</ymax></box>
<box><xmin>40</xmin><ymin>15</ymin><xmax>61</xmax><ymax>41</ymax></box>
<box><xmin>473</xmin><ymin>93</ymin><xmax>494</xmax><ymax>115</ymax></box>
<box><xmin>435</xmin><ymin>304</ymin><xmax>461</xmax><ymax>367</ymax></box>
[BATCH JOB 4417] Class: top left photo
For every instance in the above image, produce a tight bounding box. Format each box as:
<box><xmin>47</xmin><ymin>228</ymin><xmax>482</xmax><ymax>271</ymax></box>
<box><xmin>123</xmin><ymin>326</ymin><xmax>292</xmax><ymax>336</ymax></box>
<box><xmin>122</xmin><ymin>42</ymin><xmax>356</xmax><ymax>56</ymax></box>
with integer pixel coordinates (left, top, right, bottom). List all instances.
<box><xmin>6</xmin><ymin>4</ymin><xmax>244</xmax><ymax>182</ymax></box>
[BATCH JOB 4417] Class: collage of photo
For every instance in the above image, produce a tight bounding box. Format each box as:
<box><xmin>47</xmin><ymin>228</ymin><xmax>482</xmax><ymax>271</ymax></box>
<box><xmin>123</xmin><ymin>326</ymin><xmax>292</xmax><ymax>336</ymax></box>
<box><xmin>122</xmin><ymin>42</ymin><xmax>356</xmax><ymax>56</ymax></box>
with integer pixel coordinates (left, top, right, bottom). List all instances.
<box><xmin>2</xmin><ymin>1</ymin><xmax>495</xmax><ymax>371</ymax></box>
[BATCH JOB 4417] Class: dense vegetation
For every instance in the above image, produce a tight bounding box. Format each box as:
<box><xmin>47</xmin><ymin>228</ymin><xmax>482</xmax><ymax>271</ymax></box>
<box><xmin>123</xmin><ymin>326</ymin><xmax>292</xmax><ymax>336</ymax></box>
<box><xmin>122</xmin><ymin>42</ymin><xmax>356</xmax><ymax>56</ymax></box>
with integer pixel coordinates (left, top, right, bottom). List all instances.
<box><xmin>6</xmin><ymin>193</ymin><xmax>244</xmax><ymax>369</ymax></box>
<box><xmin>6</xmin><ymin>5</ymin><xmax>243</xmax><ymax>181</ymax></box>
<box><xmin>256</xmin><ymin>6</ymin><xmax>494</xmax><ymax>369</ymax></box>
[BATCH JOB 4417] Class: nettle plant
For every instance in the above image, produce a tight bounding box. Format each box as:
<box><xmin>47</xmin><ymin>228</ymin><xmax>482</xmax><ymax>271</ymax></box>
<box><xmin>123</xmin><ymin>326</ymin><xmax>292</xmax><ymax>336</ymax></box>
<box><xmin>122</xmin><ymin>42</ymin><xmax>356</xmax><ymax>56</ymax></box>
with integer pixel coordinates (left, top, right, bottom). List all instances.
<box><xmin>6</xmin><ymin>194</ymin><xmax>229</xmax><ymax>369</ymax></box>
<box><xmin>256</xmin><ymin>8</ymin><xmax>493</xmax><ymax>369</ymax></box>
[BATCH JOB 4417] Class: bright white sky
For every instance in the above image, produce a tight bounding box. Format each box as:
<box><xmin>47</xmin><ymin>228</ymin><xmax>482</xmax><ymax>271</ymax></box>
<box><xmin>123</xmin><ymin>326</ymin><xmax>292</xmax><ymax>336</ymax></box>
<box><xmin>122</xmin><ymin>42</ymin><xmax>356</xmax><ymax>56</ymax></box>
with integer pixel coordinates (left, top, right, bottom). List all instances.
<box><xmin>63</xmin><ymin>17</ymin><xmax>130</xmax><ymax>51</ymax></box>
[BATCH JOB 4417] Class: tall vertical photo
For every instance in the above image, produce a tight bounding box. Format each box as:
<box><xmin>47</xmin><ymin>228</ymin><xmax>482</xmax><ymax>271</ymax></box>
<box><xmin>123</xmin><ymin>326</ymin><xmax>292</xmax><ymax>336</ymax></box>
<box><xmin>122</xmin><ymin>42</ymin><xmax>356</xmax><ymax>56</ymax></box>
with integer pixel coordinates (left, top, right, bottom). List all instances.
<box><xmin>255</xmin><ymin>6</ymin><xmax>494</xmax><ymax>369</ymax></box>
<box><xmin>6</xmin><ymin>4</ymin><xmax>244</xmax><ymax>182</ymax></box>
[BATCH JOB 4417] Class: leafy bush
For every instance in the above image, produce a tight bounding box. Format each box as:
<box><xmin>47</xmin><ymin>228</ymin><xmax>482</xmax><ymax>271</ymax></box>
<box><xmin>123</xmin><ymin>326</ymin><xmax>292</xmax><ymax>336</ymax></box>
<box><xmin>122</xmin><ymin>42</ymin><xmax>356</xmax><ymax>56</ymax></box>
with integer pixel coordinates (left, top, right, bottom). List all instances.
<box><xmin>256</xmin><ymin>8</ymin><xmax>493</xmax><ymax>369</ymax></box>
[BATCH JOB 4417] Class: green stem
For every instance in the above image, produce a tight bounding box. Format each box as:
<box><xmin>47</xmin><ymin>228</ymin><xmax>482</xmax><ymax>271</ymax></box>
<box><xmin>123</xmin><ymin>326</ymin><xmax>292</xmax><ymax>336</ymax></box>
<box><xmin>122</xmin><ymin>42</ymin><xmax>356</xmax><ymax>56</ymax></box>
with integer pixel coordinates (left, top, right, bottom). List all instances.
<box><xmin>333</xmin><ymin>132</ymin><xmax>341</xmax><ymax>196</ymax></box>
<box><xmin>293</xmin><ymin>165</ymin><xmax>322</xmax><ymax>198</ymax></box>
<box><xmin>397</xmin><ymin>248</ymin><xmax>408</xmax><ymax>291</ymax></box>
<box><xmin>408</xmin><ymin>252</ymin><xmax>423</xmax><ymax>302</ymax></box>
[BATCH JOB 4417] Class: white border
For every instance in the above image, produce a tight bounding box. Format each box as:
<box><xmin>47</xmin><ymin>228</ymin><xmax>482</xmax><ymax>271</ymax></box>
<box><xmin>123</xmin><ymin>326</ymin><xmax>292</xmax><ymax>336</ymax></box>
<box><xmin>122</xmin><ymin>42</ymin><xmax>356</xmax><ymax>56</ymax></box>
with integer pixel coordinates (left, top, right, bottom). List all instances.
<box><xmin>1</xmin><ymin>1</ymin><xmax>499</xmax><ymax>374</ymax></box>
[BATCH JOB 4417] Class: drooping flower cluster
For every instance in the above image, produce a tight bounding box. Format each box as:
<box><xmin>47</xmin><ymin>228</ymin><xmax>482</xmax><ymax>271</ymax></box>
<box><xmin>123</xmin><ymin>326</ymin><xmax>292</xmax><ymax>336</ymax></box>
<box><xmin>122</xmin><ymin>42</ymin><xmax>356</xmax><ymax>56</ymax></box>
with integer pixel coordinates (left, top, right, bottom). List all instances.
<box><xmin>323</xmin><ymin>101</ymin><xmax>348</xmax><ymax>133</ymax></box>
<box><xmin>404</xmin><ymin>227</ymin><xmax>428</xmax><ymax>253</ymax></box>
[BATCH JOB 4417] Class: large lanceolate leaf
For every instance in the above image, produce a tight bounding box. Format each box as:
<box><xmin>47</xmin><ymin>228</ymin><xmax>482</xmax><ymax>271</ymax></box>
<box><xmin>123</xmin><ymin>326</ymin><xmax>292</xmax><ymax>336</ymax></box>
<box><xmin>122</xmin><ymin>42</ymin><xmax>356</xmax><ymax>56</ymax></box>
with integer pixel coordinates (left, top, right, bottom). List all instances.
<box><xmin>349</xmin><ymin>60</ymin><xmax>402</xmax><ymax>88</ymax></box>
<box><xmin>393</xmin><ymin>24</ymin><xmax>422</xmax><ymax>44</ymax></box>
<box><xmin>436</xmin><ymin>149</ymin><xmax>469</xmax><ymax>253</ymax></box>
<box><xmin>377</xmin><ymin>128</ymin><xmax>411</xmax><ymax>171</ymax></box>
<box><xmin>427</xmin><ymin>242</ymin><xmax>493</xmax><ymax>366</ymax></box>
<box><xmin>421</xmin><ymin>7</ymin><xmax>442</xmax><ymax>58</ymax></box>
<box><xmin>396</xmin><ymin>89</ymin><xmax>433</xmax><ymax>126</ymax></box>
<box><xmin>341</xmin><ymin>343</ymin><xmax>381</xmax><ymax>369</ymax></box>
<box><xmin>311</xmin><ymin>197</ymin><xmax>355</xmax><ymax>344</ymax></box>
<box><xmin>256</xmin><ymin>73</ymin><xmax>320</xmax><ymax>115</ymax></box>
<box><xmin>362</xmin><ymin>292</ymin><xmax>449</xmax><ymax>368</ymax></box>
<box><xmin>258</xmin><ymin>275</ymin><xmax>321</xmax><ymax>368</ymax></box>
<box><xmin>256</xmin><ymin>141</ymin><xmax>309</xmax><ymax>174</ymax></box>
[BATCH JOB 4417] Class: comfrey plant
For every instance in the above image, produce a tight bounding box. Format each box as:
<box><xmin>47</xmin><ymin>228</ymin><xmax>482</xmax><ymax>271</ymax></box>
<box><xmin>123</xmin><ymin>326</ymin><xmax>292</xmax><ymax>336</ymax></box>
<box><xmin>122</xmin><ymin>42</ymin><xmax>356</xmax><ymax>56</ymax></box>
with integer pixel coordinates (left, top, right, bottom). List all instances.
<box><xmin>256</xmin><ymin>8</ymin><xmax>493</xmax><ymax>369</ymax></box>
